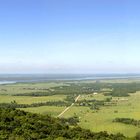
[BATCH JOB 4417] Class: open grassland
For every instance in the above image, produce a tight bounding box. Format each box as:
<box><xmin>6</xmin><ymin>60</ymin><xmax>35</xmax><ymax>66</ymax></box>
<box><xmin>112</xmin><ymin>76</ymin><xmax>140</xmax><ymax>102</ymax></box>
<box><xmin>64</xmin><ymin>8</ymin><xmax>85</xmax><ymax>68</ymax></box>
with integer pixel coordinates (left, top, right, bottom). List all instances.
<box><xmin>0</xmin><ymin>82</ymin><xmax>68</xmax><ymax>95</ymax></box>
<box><xmin>19</xmin><ymin>91</ymin><xmax>140</xmax><ymax>137</ymax></box>
<box><xmin>21</xmin><ymin>106</ymin><xmax>66</xmax><ymax>117</ymax></box>
<box><xmin>61</xmin><ymin>91</ymin><xmax>140</xmax><ymax>137</ymax></box>
<box><xmin>79</xmin><ymin>93</ymin><xmax>109</xmax><ymax>101</ymax></box>
<box><xmin>0</xmin><ymin>95</ymin><xmax>66</xmax><ymax>104</ymax></box>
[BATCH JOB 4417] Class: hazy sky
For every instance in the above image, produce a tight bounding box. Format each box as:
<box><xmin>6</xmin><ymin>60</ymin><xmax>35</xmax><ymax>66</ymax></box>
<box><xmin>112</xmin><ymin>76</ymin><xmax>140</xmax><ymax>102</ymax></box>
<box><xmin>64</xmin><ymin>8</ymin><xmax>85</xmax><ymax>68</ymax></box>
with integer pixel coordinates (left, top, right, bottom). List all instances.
<box><xmin>0</xmin><ymin>0</ymin><xmax>140</xmax><ymax>74</ymax></box>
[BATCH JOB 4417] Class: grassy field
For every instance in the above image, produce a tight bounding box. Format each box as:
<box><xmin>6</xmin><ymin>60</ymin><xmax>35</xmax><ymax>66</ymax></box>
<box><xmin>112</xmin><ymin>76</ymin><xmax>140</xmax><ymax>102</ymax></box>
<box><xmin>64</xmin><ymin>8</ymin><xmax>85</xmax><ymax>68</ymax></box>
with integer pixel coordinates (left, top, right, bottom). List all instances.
<box><xmin>0</xmin><ymin>82</ymin><xmax>68</xmax><ymax>95</ymax></box>
<box><xmin>1</xmin><ymin>80</ymin><xmax>140</xmax><ymax>137</ymax></box>
<box><xmin>0</xmin><ymin>95</ymin><xmax>66</xmax><ymax>104</ymax></box>
<box><xmin>79</xmin><ymin>93</ymin><xmax>109</xmax><ymax>101</ymax></box>
<box><xmin>21</xmin><ymin>106</ymin><xmax>66</xmax><ymax>116</ymax></box>
<box><xmin>19</xmin><ymin>91</ymin><xmax>140</xmax><ymax>137</ymax></box>
<box><xmin>61</xmin><ymin>91</ymin><xmax>140</xmax><ymax>137</ymax></box>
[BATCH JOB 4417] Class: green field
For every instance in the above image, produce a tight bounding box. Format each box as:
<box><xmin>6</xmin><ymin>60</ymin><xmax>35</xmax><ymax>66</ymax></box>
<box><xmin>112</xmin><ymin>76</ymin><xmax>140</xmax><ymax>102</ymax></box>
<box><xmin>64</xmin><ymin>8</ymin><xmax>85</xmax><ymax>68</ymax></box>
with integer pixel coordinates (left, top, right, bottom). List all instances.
<box><xmin>0</xmin><ymin>82</ymin><xmax>68</xmax><ymax>95</ymax></box>
<box><xmin>0</xmin><ymin>95</ymin><xmax>66</xmax><ymax>104</ymax></box>
<box><xmin>21</xmin><ymin>106</ymin><xmax>66</xmax><ymax>116</ymax></box>
<box><xmin>1</xmin><ymin>79</ymin><xmax>140</xmax><ymax>137</ymax></box>
<box><xmin>59</xmin><ymin>91</ymin><xmax>140</xmax><ymax>137</ymax></box>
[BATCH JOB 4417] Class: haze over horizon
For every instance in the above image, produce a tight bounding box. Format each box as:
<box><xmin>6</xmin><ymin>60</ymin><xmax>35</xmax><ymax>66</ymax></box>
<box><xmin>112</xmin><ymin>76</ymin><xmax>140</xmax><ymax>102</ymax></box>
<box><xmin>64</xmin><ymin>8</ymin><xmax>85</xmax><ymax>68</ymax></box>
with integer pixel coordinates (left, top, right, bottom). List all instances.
<box><xmin>0</xmin><ymin>0</ymin><xmax>140</xmax><ymax>74</ymax></box>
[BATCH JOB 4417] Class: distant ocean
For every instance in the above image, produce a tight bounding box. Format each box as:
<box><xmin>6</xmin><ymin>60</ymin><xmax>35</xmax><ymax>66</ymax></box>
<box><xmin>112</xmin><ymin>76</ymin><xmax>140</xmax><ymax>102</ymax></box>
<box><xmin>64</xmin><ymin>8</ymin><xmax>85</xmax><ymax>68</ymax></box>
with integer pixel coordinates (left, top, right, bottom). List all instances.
<box><xmin>0</xmin><ymin>74</ymin><xmax>140</xmax><ymax>84</ymax></box>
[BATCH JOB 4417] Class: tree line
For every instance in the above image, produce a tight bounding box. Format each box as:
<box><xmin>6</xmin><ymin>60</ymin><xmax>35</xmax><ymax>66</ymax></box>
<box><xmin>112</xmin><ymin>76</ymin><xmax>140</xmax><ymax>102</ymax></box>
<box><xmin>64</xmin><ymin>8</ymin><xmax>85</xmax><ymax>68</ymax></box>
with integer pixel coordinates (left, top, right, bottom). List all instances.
<box><xmin>0</xmin><ymin>100</ymin><xmax>71</xmax><ymax>109</ymax></box>
<box><xmin>113</xmin><ymin>118</ymin><xmax>140</xmax><ymax>127</ymax></box>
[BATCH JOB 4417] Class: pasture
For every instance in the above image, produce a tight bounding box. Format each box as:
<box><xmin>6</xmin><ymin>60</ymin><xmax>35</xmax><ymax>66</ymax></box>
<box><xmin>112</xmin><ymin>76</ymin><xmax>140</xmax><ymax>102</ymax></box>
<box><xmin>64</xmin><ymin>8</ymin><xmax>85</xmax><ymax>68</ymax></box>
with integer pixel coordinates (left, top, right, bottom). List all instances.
<box><xmin>0</xmin><ymin>95</ymin><xmax>66</xmax><ymax>104</ymax></box>
<box><xmin>60</xmin><ymin>91</ymin><xmax>140</xmax><ymax>137</ymax></box>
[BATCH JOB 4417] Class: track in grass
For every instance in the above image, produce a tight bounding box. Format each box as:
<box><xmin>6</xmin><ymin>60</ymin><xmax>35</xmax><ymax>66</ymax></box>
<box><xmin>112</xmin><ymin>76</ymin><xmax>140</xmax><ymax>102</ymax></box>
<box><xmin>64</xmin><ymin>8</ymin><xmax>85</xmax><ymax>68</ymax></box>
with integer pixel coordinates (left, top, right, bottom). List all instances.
<box><xmin>57</xmin><ymin>95</ymin><xmax>81</xmax><ymax>118</ymax></box>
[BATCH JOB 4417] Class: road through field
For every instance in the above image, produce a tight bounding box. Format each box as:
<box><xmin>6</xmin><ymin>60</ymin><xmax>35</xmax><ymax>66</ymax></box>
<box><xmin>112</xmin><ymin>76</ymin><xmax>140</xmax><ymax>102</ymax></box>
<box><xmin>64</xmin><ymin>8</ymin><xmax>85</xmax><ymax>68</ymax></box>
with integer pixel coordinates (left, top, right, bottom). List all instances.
<box><xmin>57</xmin><ymin>95</ymin><xmax>80</xmax><ymax>118</ymax></box>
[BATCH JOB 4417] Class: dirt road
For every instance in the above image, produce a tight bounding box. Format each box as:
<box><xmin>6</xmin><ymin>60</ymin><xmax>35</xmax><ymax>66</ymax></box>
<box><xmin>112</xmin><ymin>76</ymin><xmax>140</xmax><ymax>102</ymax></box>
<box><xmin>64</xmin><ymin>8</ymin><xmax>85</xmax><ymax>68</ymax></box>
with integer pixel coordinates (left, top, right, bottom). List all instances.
<box><xmin>57</xmin><ymin>95</ymin><xmax>80</xmax><ymax>118</ymax></box>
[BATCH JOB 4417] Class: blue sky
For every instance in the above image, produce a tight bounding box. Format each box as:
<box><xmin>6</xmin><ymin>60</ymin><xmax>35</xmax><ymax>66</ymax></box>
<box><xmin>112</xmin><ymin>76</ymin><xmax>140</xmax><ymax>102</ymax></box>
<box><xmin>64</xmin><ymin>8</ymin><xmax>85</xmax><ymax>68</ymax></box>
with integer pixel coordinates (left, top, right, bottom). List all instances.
<box><xmin>0</xmin><ymin>0</ymin><xmax>140</xmax><ymax>74</ymax></box>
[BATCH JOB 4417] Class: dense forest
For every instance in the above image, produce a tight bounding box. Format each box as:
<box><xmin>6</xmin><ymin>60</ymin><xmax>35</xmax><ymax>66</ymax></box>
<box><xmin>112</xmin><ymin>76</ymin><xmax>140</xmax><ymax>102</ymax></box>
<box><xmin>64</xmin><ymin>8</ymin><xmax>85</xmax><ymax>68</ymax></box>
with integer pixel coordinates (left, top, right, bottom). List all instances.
<box><xmin>0</xmin><ymin>107</ymin><xmax>130</xmax><ymax>140</ymax></box>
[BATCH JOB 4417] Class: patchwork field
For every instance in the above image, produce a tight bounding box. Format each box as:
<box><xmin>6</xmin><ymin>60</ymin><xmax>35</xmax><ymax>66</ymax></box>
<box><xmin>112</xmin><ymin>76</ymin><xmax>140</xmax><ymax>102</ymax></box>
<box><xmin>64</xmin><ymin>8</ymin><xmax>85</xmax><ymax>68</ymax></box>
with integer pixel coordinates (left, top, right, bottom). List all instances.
<box><xmin>1</xmin><ymin>79</ymin><xmax>140</xmax><ymax>137</ymax></box>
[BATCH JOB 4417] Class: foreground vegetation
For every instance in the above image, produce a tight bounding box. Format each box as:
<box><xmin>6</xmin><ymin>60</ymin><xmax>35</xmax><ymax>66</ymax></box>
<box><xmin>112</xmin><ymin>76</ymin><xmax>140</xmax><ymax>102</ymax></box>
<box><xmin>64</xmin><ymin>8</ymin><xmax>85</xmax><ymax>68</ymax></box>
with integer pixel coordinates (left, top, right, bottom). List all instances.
<box><xmin>0</xmin><ymin>107</ymin><xmax>128</xmax><ymax>140</ymax></box>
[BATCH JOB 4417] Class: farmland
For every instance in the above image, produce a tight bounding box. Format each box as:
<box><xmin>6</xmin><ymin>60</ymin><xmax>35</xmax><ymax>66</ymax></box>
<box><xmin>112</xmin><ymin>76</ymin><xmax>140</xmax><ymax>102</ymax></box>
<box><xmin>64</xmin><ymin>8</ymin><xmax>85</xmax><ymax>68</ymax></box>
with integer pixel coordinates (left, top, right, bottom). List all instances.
<box><xmin>0</xmin><ymin>79</ymin><xmax>140</xmax><ymax>137</ymax></box>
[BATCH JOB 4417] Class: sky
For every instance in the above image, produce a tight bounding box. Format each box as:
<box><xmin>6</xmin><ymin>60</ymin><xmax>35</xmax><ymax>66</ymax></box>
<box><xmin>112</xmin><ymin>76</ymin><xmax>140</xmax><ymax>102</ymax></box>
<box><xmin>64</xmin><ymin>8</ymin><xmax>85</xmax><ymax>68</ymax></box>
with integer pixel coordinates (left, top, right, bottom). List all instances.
<box><xmin>0</xmin><ymin>0</ymin><xmax>140</xmax><ymax>74</ymax></box>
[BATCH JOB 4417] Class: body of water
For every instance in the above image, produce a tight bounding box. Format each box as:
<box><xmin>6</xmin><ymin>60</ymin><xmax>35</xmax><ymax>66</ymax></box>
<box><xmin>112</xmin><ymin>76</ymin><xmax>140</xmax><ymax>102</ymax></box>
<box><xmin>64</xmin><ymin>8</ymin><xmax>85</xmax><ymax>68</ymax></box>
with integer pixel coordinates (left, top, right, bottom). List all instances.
<box><xmin>0</xmin><ymin>74</ymin><xmax>140</xmax><ymax>84</ymax></box>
